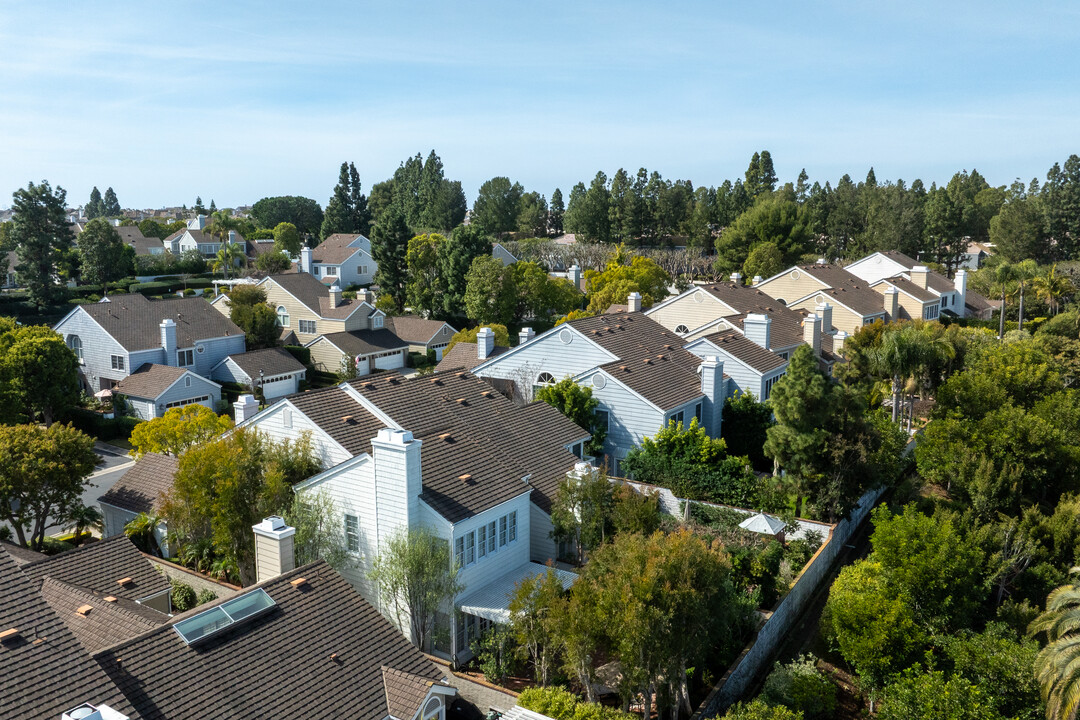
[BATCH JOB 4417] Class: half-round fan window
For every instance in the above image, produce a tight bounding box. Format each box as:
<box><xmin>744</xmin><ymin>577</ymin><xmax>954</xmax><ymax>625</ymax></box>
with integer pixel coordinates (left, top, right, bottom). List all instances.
<box><xmin>537</xmin><ymin>372</ymin><xmax>556</xmax><ymax>385</ymax></box>
<box><xmin>675</xmin><ymin>324</ymin><xmax>689</xmax><ymax>334</ymax></box>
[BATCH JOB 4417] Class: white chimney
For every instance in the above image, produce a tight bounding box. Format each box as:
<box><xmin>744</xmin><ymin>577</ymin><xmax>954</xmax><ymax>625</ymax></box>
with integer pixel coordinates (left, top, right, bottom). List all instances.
<box><xmin>730</xmin><ymin>272</ymin><xmax>743</xmax><ymax>285</ymax></box>
<box><xmin>252</xmin><ymin>516</ymin><xmax>295</xmax><ymax>583</ymax></box>
<box><xmin>233</xmin><ymin>394</ymin><xmax>258</xmax><ymax>424</ymax></box>
<box><xmin>743</xmin><ymin>313</ymin><xmax>771</xmax><ymax>350</ymax></box>
<box><xmin>476</xmin><ymin>327</ymin><xmax>494</xmax><ymax>360</ymax></box>
<box><xmin>627</xmin><ymin>291</ymin><xmax>642</xmax><ymax>313</ymax></box>
<box><xmin>816</xmin><ymin>258</ymin><xmax>827</xmax><ymax>265</ymax></box>
<box><xmin>752</xmin><ymin>275</ymin><xmax>763</xmax><ymax>285</ymax></box>
<box><xmin>911</xmin><ymin>265</ymin><xmax>929</xmax><ymax>289</ymax></box>
<box><xmin>884</xmin><ymin>286</ymin><xmax>899</xmax><ymax>320</ymax></box>
<box><xmin>803</xmin><ymin>313</ymin><xmax>821</xmax><ymax>357</ymax></box>
<box><xmin>569</xmin><ymin>264</ymin><xmax>582</xmax><ymax>290</ymax></box>
<box><xmin>955</xmin><ymin>269</ymin><xmax>968</xmax><ymax>317</ymax></box>
<box><xmin>228</xmin><ymin>229</ymin><xmax>237</xmax><ymax>245</ymax></box>
<box><xmin>372</xmin><ymin>428</ymin><xmax>422</xmax><ymax>555</ymax></box>
<box><xmin>328</xmin><ymin>284</ymin><xmax>342</xmax><ymax>309</ymax></box>
<box><xmin>159</xmin><ymin>318</ymin><xmax>177</xmax><ymax>366</ymax></box>
<box><xmin>699</xmin><ymin>356</ymin><xmax>725</xmax><ymax>436</ymax></box>
<box><xmin>834</xmin><ymin>330</ymin><xmax>849</xmax><ymax>354</ymax></box>
<box><xmin>519</xmin><ymin>327</ymin><xmax>535</xmax><ymax>345</ymax></box>
<box><xmin>815</xmin><ymin>301</ymin><xmax>834</xmax><ymax>334</ymax></box>
<box><xmin>300</xmin><ymin>246</ymin><xmax>313</xmax><ymax>275</ymax></box>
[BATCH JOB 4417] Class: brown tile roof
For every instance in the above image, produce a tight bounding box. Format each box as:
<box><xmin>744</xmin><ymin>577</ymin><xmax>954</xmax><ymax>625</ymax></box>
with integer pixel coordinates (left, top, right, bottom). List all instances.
<box><xmin>434</xmin><ymin>343</ymin><xmax>509</xmax><ymax>373</ymax></box>
<box><xmin>318</xmin><ymin>329</ymin><xmax>410</xmax><ymax>356</ymax></box>
<box><xmin>0</xmin><ymin>540</ymin><xmax>47</xmax><ymax>565</ymax></box>
<box><xmin>700</xmin><ymin>330</ymin><xmax>787</xmax><ymax>373</ymax></box>
<box><xmin>75</xmin><ymin>294</ymin><xmax>244</xmax><ymax>351</ymax></box>
<box><xmin>223</xmin><ymin>347</ymin><xmax>306</xmax><ymax>380</ymax></box>
<box><xmin>98</xmin><ymin>453</ymin><xmax>178</xmax><ymax>515</ymax></box>
<box><xmin>0</xmin><ymin>547</ymin><xmax>137</xmax><ymax>720</ymax></box>
<box><xmin>263</xmin><ymin>272</ymin><xmax>368</xmax><ymax>320</ymax></box>
<box><xmin>113</xmin><ymin>363</ymin><xmax>195</xmax><ymax>399</ymax></box>
<box><xmin>873</xmin><ymin>251</ymin><xmax>957</xmax><ymax>294</ymax></box>
<box><xmin>38</xmin><ymin>577</ymin><xmax>168</xmax><ymax>654</ymax></box>
<box><xmin>697</xmin><ymin>283</ymin><xmax>807</xmax><ymax>349</ymax></box>
<box><xmin>19</xmin><ymin>535</ymin><xmax>171</xmax><ymax>602</ymax></box>
<box><xmin>797</xmin><ymin>265</ymin><xmax>888</xmax><ymax>317</ymax></box>
<box><xmin>383</xmin><ymin>666</ymin><xmax>435</xmax><ymax>720</ymax></box>
<box><xmin>878</xmin><ymin>275</ymin><xmax>938</xmax><ymax>302</ymax></box>
<box><xmin>966</xmin><ymin>289</ymin><xmax>993</xmax><ymax>312</ymax></box>
<box><xmin>568</xmin><ymin>312</ymin><xmax>705</xmax><ymax>410</ymax></box>
<box><xmin>93</xmin><ymin>561</ymin><xmax>446</xmax><ymax>720</ymax></box>
<box><xmin>313</xmin><ymin>233</ymin><xmax>368</xmax><ymax>265</ymax></box>
<box><xmin>385</xmin><ymin>316</ymin><xmax>455</xmax><ymax>345</ymax></box>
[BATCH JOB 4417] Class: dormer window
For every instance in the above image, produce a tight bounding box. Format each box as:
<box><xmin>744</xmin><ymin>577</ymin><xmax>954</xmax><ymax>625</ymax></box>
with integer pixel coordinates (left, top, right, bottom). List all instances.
<box><xmin>372</xmin><ymin>315</ymin><xmax>383</xmax><ymax>329</ymax></box>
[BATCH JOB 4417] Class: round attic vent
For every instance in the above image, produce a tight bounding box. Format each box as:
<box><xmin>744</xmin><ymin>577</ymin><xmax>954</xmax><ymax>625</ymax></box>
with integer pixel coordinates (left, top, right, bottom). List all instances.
<box><xmin>196</xmin><ymin>344</ymin><xmax>205</xmax><ymax>353</ymax></box>
<box><xmin>592</xmin><ymin>374</ymin><xmax>607</xmax><ymax>390</ymax></box>
<box><xmin>559</xmin><ymin>329</ymin><xmax>573</xmax><ymax>344</ymax></box>
<box><xmin>790</xmin><ymin>269</ymin><xmax>801</xmax><ymax>280</ymax></box>
<box><xmin>694</xmin><ymin>291</ymin><xmax>705</xmax><ymax>303</ymax></box>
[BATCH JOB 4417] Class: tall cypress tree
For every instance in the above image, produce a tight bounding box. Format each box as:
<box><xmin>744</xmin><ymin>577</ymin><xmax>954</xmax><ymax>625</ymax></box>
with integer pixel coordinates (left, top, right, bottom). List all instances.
<box><xmin>103</xmin><ymin>187</ymin><xmax>121</xmax><ymax>216</ymax></box>
<box><xmin>86</xmin><ymin>187</ymin><xmax>104</xmax><ymax>219</ymax></box>
<box><xmin>438</xmin><ymin>224</ymin><xmax>491</xmax><ymax>318</ymax></box>
<box><xmin>417</xmin><ymin>151</ymin><xmax>445</xmax><ymax>231</ymax></box>
<box><xmin>320</xmin><ymin>162</ymin><xmax>353</xmax><ymax>240</ymax></box>
<box><xmin>347</xmin><ymin>162</ymin><xmax>370</xmax><ymax>235</ymax></box>
<box><xmin>12</xmin><ymin>181</ymin><xmax>76</xmax><ymax>307</ymax></box>
<box><xmin>549</xmin><ymin>188</ymin><xmax>565</xmax><ymax>235</ymax></box>
<box><xmin>370</xmin><ymin>207</ymin><xmax>412</xmax><ymax>311</ymax></box>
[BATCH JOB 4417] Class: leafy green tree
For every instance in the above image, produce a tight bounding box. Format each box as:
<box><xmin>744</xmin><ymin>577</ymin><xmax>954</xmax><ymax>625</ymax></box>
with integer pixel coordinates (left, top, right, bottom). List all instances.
<box><xmin>879</xmin><ymin>668</ymin><xmax>1005</xmax><ymax>720</ymax></box>
<box><xmin>129</xmin><ymin>404</ymin><xmax>233</xmax><ymax>457</ymax></box>
<box><xmin>722</xmin><ymin>700</ymin><xmax>802</xmax><ymax>720</ymax></box>
<box><xmin>124</xmin><ymin>512</ymin><xmax>163</xmax><ymax>556</ymax></box>
<box><xmin>255</xmin><ymin>249</ymin><xmax>292</xmax><ymax>274</ymax></box>
<box><xmin>445</xmin><ymin>324</ymin><xmax>510</xmax><ymax>353</ymax></box>
<box><xmin>535</xmin><ymin>378</ymin><xmax>607</xmax><ymax>456</ymax></box>
<box><xmin>0</xmin><ymin>324</ymin><xmax>80</xmax><ymax>425</ymax></box>
<box><xmin>137</xmin><ymin>218</ymin><xmax>170</xmax><ymax>240</ymax></box>
<box><xmin>991</xmin><ymin>182</ymin><xmax>1049</xmax><ymax>263</ymax></box>
<box><xmin>563</xmin><ymin>182</ymin><xmax>587</xmax><ymax>235</ymax></box>
<box><xmin>549</xmin><ymin>188</ymin><xmax>565</xmax><ymax>235</ymax></box>
<box><xmin>550</xmin><ymin>467</ymin><xmax>616</xmax><ymax>564</ymax></box>
<box><xmin>517</xmin><ymin>191</ymin><xmax>549</xmax><ymax>237</ymax></box>
<box><xmin>251</xmin><ymin>196</ymin><xmax>324</xmax><ymax>238</ymax></box>
<box><xmin>941</xmin><ymin>623</ymin><xmax>1043</xmax><ymax>720</ymax></box>
<box><xmin>464</xmin><ymin>254</ymin><xmax>516</xmax><ymax>325</ymax></box>
<box><xmin>509</xmin><ymin>262</ymin><xmax>580</xmax><ymax>324</ymax></box>
<box><xmin>271</xmin><ymin>221</ymin><xmax>302</xmax><ymax>256</ymax></box>
<box><xmin>62</xmin><ymin>501</ymin><xmax>103</xmax><ymax>545</ymax></box>
<box><xmin>583</xmin><ymin>253</ymin><xmax>670</xmax><ymax>312</ymax></box>
<box><xmin>405</xmin><ymin>233</ymin><xmax>445</xmax><ymax>317</ymax></box>
<box><xmin>509</xmin><ymin>568</ymin><xmax>566</xmax><ymax>685</ymax></box>
<box><xmin>228</xmin><ymin>285</ymin><xmax>280</xmax><ymax>350</ymax></box>
<box><xmin>761</xmin><ymin>655</ymin><xmax>837</xmax><ymax>720</ymax></box>
<box><xmin>438</xmin><ymin>224</ymin><xmax>492</xmax><ymax>318</ymax></box>
<box><xmin>721</xmin><ymin>390</ymin><xmax>774</xmax><ymax>471</ymax></box>
<box><xmin>371</xmin><ymin>207</ymin><xmax>413</xmax><ymax>311</ymax></box>
<box><xmin>369</xmin><ymin>526</ymin><xmax>464</xmax><ymax>650</ymax></box>
<box><xmin>0</xmin><ymin>423</ymin><xmax>97</xmax><ymax>550</ymax></box>
<box><xmin>11</xmin><ymin>180</ymin><xmax>76</xmax><ymax>307</ymax></box>
<box><xmin>715</xmin><ymin>188</ymin><xmax>812</xmax><ymax>275</ymax></box>
<box><xmin>285</xmin><ymin>490</ymin><xmax>351</xmax><ymax>572</ymax></box>
<box><xmin>86</xmin><ymin>186</ymin><xmax>104</xmax><ymax>219</ymax></box>
<box><xmin>78</xmin><ymin>218</ymin><xmax>128</xmax><ymax>294</ymax></box>
<box><xmin>743</xmin><ymin>241</ymin><xmax>784</xmax><ymax>280</ymax></box>
<box><xmin>102</xmin><ymin>187</ymin><xmax>121</xmax><ymax>216</ymax></box>
<box><xmin>517</xmin><ymin>686</ymin><xmax>638</xmax><ymax>720</ymax></box>
<box><xmin>472</xmin><ymin>176</ymin><xmax>524</xmax><ymax>234</ymax></box>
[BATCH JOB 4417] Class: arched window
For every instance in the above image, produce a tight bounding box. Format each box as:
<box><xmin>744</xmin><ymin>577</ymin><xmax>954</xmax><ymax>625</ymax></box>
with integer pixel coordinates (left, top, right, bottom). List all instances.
<box><xmin>276</xmin><ymin>306</ymin><xmax>290</xmax><ymax>327</ymax></box>
<box><xmin>67</xmin><ymin>335</ymin><xmax>83</xmax><ymax>361</ymax></box>
<box><xmin>423</xmin><ymin>697</ymin><xmax>442</xmax><ymax>720</ymax></box>
<box><xmin>675</xmin><ymin>324</ymin><xmax>689</xmax><ymax>334</ymax></box>
<box><xmin>536</xmin><ymin>372</ymin><xmax>556</xmax><ymax>385</ymax></box>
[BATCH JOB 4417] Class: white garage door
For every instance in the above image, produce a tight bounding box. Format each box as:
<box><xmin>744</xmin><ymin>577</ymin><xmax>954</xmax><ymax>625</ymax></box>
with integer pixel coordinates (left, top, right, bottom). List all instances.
<box><xmin>261</xmin><ymin>375</ymin><xmax>297</xmax><ymax>400</ymax></box>
<box><xmin>374</xmin><ymin>350</ymin><xmax>405</xmax><ymax>371</ymax></box>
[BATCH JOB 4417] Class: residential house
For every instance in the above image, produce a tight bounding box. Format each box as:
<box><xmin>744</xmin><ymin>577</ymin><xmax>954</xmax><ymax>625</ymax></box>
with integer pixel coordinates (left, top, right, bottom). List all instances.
<box><xmin>305</xmin><ymin>329</ymin><xmax>410</xmax><ymax>376</ymax></box>
<box><xmin>303</xmin><ymin>233</ymin><xmax>377</xmax><ymax>286</ymax></box>
<box><xmin>211</xmin><ymin>346</ymin><xmax>307</xmax><ymax>399</ymax></box>
<box><xmin>236</xmin><ymin>371</ymin><xmax>588</xmax><ymax>661</ymax></box>
<box><xmin>385</xmin><ymin>316</ymin><xmax>457</xmax><ymax>361</ymax></box>
<box><xmin>868</xmin><ymin>273</ymin><xmax>942</xmax><ymax>321</ymax></box>
<box><xmin>164</xmin><ymin>214</ymin><xmax>245</xmax><ymax>258</ymax></box>
<box><xmin>683</xmin><ymin>324</ymin><xmax>787</xmax><ymax>401</ymax></box>
<box><xmin>3</xmin><ymin>250</ymin><xmax>18</xmax><ymax>288</ymax></box>
<box><xmin>53</xmin><ymin>294</ymin><xmax>246</xmax><ymax>392</ymax></box>
<box><xmin>434</xmin><ymin>329</ymin><xmax>511</xmax><ymax>373</ymax></box>
<box><xmin>252</xmin><ymin>272</ymin><xmax>385</xmax><ymax>346</ymax></box>
<box><xmin>753</xmin><ymin>263</ymin><xmax>890</xmax><ymax>334</ymax></box>
<box><xmin>471</xmin><ymin>308</ymin><xmax>726</xmax><ymax>474</ymax></box>
<box><xmin>844</xmin><ymin>250</ymin><xmax>991</xmax><ymax>319</ymax></box>
<box><xmin>116</xmin><ymin>226</ymin><xmax>165</xmax><ymax>256</ymax></box>
<box><xmin>98</xmin><ymin>452</ymin><xmax>177</xmax><ymax>555</ymax></box>
<box><xmin>962</xmin><ymin>241</ymin><xmax>994</xmax><ymax>269</ymax></box>
<box><xmin>113</xmin><ymin>364</ymin><xmax>222</xmax><ymax>420</ymax></box>
<box><xmin>492</xmin><ymin>242</ymin><xmax>517</xmax><ymax>266</ymax></box>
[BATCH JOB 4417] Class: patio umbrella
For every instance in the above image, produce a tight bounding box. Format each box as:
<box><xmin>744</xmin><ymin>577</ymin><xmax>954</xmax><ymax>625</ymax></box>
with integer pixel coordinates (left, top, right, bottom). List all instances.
<box><xmin>93</xmin><ymin>388</ymin><xmax>113</xmax><ymax>399</ymax></box>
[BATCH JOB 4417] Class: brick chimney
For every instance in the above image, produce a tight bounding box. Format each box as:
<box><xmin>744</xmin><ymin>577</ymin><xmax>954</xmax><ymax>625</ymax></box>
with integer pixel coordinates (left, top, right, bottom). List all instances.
<box><xmin>252</xmin><ymin>516</ymin><xmax>295</xmax><ymax>583</ymax></box>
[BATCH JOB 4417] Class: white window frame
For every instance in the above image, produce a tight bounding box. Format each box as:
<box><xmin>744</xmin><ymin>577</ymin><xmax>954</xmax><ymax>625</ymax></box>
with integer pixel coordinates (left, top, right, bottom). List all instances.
<box><xmin>477</xmin><ymin>524</ymin><xmax>488</xmax><ymax>559</ymax></box>
<box><xmin>68</xmin><ymin>335</ymin><xmax>83</xmax><ymax>363</ymax></box>
<box><xmin>454</xmin><ymin>537</ymin><xmax>464</xmax><ymax>568</ymax></box>
<box><xmin>465</xmin><ymin>531</ymin><xmax>475</xmax><ymax>565</ymax></box>
<box><xmin>299</xmin><ymin>319</ymin><xmax>317</xmax><ymax>334</ymax></box>
<box><xmin>499</xmin><ymin>516</ymin><xmax>507</xmax><ymax>547</ymax></box>
<box><xmin>344</xmin><ymin>513</ymin><xmax>360</xmax><ymax>553</ymax></box>
<box><xmin>111</xmin><ymin>354</ymin><xmax>125</xmax><ymax>371</ymax></box>
<box><xmin>508</xmin><ymin>511</ymin><xmax>517</xmax><ymax>543</ymax></box>
<box><xmin>277</xmin><ymin>306</ymin><xmax>290</xmax><ymax>327</ymax></box>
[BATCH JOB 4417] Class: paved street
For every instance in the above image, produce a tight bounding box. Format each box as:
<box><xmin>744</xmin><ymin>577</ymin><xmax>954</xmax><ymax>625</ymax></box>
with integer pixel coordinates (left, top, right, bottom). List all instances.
<box><xmin>38</xmin><ymin>443</ymin><xmax>135</xmax><ymax>536</ymax></box>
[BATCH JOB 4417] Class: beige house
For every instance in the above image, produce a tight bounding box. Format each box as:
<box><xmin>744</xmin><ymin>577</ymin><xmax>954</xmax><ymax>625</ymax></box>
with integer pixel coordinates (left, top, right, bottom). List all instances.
<box><xmin>257</xmin><ymin>272</ymin><xmax>385</xmax><ymax>345</ymax></box>
<box><xmin>754</xmin><ymin>264</ymin><xmax>889</xmax><ymax>335</ymax></box>
<box><xmin>305</xmin><ymin>329</ymin><xmax>410</xmax><ymax>375</ymax></box>
<box><xmin>870</xmin><ymin>273</ymin><xmax>942</xmax><ymax>321</ymax></box>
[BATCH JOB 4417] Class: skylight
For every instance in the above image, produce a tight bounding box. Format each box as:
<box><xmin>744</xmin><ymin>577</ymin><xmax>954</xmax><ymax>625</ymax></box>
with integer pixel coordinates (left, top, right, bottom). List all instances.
<box><xmin>173</xmin><ymin>588</ymin><xmax>277</xmax><ymax>645</ymax></box>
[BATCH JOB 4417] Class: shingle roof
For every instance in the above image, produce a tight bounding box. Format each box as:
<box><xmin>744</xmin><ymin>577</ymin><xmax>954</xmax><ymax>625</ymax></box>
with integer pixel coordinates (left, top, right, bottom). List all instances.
<box><xmin>19</xmin><ymin>535</ymin><xmax>171</xmax><ymax>602</ymax></box>
<box><xmin>74</xmin><ymin>294</ymin><xmax>244</xmax><ymax>351</ymax></box>
<box><xmin>312</xmin><ymin>233</ymin><xmax>368</xmax><ymax>265</ymax></box>
<box><xmin>263</xmin><ymin>273</ymin><xmax>367</xmax><ymax>320</ymax></box>
<box><xmin>796</xmin><ymin>265</ymin><xmax>889</xmax><ymax>316</ymax></box>
<box><xmin>700</xmin><ymin>330</ymin><xmax>787</xmax><ymax>373</ymax></box>
<box><xmin>97</xmin><ymin>453</ymin><xmax>178</xmax><ymax>515</ymax></box>
<box><xmin>874</xmin><ymin>251</ymin><xmax>958</xmax><ymax>294</ymax></box>
<box><xmin>567</xmin><ymin>312</ymin><xmax>705</xmax><ymax>410</ymax></box>
<box><xmin>0</xmin><ymin>540</ymin><xmax>47</xmax><ymax>565</ymax></box>
<box><xmin>113</xmin><ymin>363</ymin><xmax>192</xmax><ymax>399</ymax></box>
<box><xmin>93</xmin><ymin>561</ymin><xmax>446</xmax><ymax>720</ymax></box>
<box><xmin>38</xmin><ymin>577</ymin><xmax>168</xmax><ymax>654</ymax></box>
<box><xmin>318</xmin><ymin>329</ymin><xmax>411</xmax><ymax>356</ymax></box>
<box><xmin>697</xmin><ymin>283</ymin><xmax>807</xmax><ymax>349</ymax></box>
<box><xmin>385</xmin><ymin>316</ymin><xmax>454</xmax><ymax>345</ymax></box>
<box><xmin>966</xmin><ymin>289</ymin><xmax>994</xmax><ymax>312</ymax></box>
<box><xmin>116</xmin><ymin>227</ymin><xmax>166</xmax><ymax>256</ymax></box>
<box><xmin>383</xmin><ymin>666</ymin><xmax>435</xmax><ymax>720</ymax></box>
<box><xmin>878</xmin><ymin>275</ymin><xmax>938</xmax><ymax>302</ymax></box>
<box><xmin>223</xmin><ymin>347</ymin><xmax>306</xmax><ymax>380</ymax></box>
<box><xmin>434</xmin><ymin>343</ymin><xmax>509</xmax><ymax>373</ymax></box>
<box><xmin>0</xmin><ymin>547</ymin><xmax>137</xmax><ymax>720</ymax></box>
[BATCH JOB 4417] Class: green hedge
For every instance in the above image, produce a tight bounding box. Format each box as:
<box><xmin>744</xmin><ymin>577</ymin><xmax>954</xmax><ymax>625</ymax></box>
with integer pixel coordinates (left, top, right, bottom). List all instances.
<box><xmin>517</xmin><ymin>688</ymin><xmax>638</xmax><ymax>720</ymax></box>
<box><xmin>129</xmin><ymin>278</ymin><xmax>214</xmax><ymax>295</ymax></box>
<box><xmin>63</xmin><ymin>408</ymin><xmax>142</xmax><ymax>441</ymax></box>
<box><xmin>283</xmin><ymin>345</ymin><xmax>311</xmax><ymax>365</ymax></box>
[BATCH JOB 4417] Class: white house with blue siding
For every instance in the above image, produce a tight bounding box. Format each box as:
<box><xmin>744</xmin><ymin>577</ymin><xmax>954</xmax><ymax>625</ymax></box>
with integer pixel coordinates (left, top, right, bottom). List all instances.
<box><xmin>54</xmin><ymin>293</ymin><xmax>246</xmax><ymax>393</ymax></box>
<box><xmin>471</xmin><ymin>309</ymin><xmax>725</xmax><ymax>475</ymax></box>
<box><xmin>683</xmin><ymin>326</ymin><xmax>788</xmax><ymax>402</ymax></box>
<box><xmin>237</xmin><ymin>372</ymin><xmax>588</xmax><ymax>663</ymax></box>
<box><xmin>114</xmin><ymin>364</ymin><xmax>222</xmax><ymax>420</ymax></box>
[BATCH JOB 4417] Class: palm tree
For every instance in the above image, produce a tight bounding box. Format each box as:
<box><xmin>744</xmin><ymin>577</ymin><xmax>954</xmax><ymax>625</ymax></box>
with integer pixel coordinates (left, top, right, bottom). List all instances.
<box><xmin>124</xmin><ymin>512</ymin><xmax>163</xmax><ymax>556</ymax></box>
<box><xmin>1014</xmin><ymin>259</ymin><xmax>1038</xmax><ymax>331</ymax></box>
<box><xmin>212</xmin><ymin>242</ymin><xmax>245</xmax><ymax>279</ymax></box>
<box><xmin>1030</xmin><ymin>567</ymin><xmax>1080</xmax><ymax>720</ymax></box>
<box><xmin>1033</xmin><ymin>265</ymin><xmax>1075</xmax><ymax>316</ymax></box>
<box><xmin>992</xmin><ymin>262</ymin><xmax>1017</xmax><ymax>339</ymax></box>
<box><xmin>871</xmin><ymin>324</ymin><xmax>922</xmax><ymax>424</ymax></box>
<box><xmin>63</xmin><ymin>502</ymin><xmax>103</xmax><ymax>545</ymax></box>
<box><xmin>206</xmin><ymin>211</ymin><xmax>245</xmax><ymax>279</ymax></box>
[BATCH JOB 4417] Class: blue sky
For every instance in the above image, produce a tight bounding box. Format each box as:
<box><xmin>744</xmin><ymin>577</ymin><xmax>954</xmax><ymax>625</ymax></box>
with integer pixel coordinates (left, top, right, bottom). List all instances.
<box><xmin>1</xmin><ymin>1</ymin><xmax>1078</xmax><ymax>210</ymax></box>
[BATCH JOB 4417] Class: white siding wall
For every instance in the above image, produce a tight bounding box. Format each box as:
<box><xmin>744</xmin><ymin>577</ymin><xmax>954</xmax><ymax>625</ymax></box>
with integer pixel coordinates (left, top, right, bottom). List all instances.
<box><xmin>192</xmin><ymin>335</ymin><xmax>246</xmax><ymax>377</ymax></box>
<box><xmin>246</xmin><ymin>402</ymin><xmax>351</xmax><ymax>468</ymax></box>
<box><xmin>101</xmin><ymin>503</ymin><xmax>136</xmax><ymax>538</ymax></box>
<box><xmin>149</xmin><ymin>374</ymin><xmax>221</xmax><ymax>415</ymax></box>
<box><xmin>474</xmin><ymin>329</ymin><xmax>615</xmax><ymax>400</ymax></box>
<box><xmin>844</xmin><ymin>255</ymin><xmax>909</xmax><ymax>284</ymax></box>
<box><xmin>451</xmin><ymin>493</ymin><xmax>532</xmax><ymax>595</ymax></box>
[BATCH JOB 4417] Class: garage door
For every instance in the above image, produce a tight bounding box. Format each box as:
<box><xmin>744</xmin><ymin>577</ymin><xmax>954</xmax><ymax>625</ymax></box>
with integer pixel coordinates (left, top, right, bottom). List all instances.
<box><xmin>374</xmin><ymin>351</ymin><xmax>405</xmax><ymax>371</ymax></box>
<box><xmin>261</xmin><ymin>376</ymin><xmax>296</xmax><ymax>400</ymax></box>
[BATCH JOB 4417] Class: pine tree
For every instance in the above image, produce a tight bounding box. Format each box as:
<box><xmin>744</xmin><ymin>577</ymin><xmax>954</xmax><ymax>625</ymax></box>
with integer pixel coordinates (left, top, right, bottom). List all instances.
<box><xmin>795</xmin><ymin>169</ymin><xmax>810</xmax><ymax>202</ymax></box>
<box><xmin>370</xmin><ymin>207</ymin><xmax>411</xmax><ymax>310</ymax></box>
<box><xmin>193</xmin><ymin>196</ymin><xmax>206</xmax><ymax>216</ymax></box>
<box><xmin>320</xmin><ymin>162</ymin><xmax>353</xmax><ymax>240</ymax></box>
<box><xmin>744</xmin><ymin>150</ymin><xmax>778</xmax><ymax>199</ymax></box>
<box><xmin>12</xmin><ymin>181</ymin><xmax>76</xmax><ymax>307</ymax></box>
<box><xmin>347</xmin><ymin>162</ymin><xmax>370</xmax><ymax>236</ymax></box>
<box><xmin>417</xmin><ymin>151</ymin><xmax>445</xmax><ymax>231</ymax></box>
<box><xmin>208</xmin><ymin>198</ymin><xmax>217</xmax><ymax>214</ymax></box>
<box><xmin>86</xmin><ymin>187</ymin><xmax>104</xmax><ymax>219</ymax></box>
<box><xmin>103</xmin><ymin>187</ymin><xmax>121</xmax><ymax>216</ymax></box>
<box><xmin>549</xmin><ymin>188</ymin><xmax>565</xmax><ymax>235</ymax></box>
<box><xmin>438</xmin><ymin>224</ymin><xmax>491</xmax><ymax>317</ymax></box>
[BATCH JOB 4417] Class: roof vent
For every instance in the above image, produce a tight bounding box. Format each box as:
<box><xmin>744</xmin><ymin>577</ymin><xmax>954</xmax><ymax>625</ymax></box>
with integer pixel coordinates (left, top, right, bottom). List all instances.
<box><xmin>341</xmin><ymin>415</ymin><xmax>354</xmax><ymax>424</ymax></box>
<box><xmin>458</xmin><ymin>473</ymin><xmax>473</xmax><ymax>483</ymax></box>
<box><xmin>456</xmin><ymin>398</ymin><xmax>468</xmax><ymax>405</ymax></box>
<box><xmin>657</xmin><ymin>354</ymin><xmax>665</xmax><ymax>360</ymax></box>
<box><xmin>481</xmin><ymin>390</ymin><xmax>493</xmax><ymax>398</ymax></box>
<box><xmin>619</xmin><ymin>365</ymin><xmax>628</xmax><ymax>371</ymax></box>
<box><xmin>104</xmin><ymin>596</ymin><xmax>117</xmax><ymax>603</ymax></box>
<box><xmin>439</xmin><ymin>433</ymin><xmax>453</xmax><ymax>441</ymax></box>
<box><xmin>456</xmin><ymin>372</ymin><xmax>466</xmax><ymax>378</ymax></box>
<box><xmin>76</xmin><ymin>604</ymin><xmax>93</xmax><ymax>616</ymax></box>
<box><xmin>643</xmin><ymin>358</ymin><xmax>652</xmax><ymax>365</ymax></box>
<box><xmin>0</xmin><ymin>628</ymin><xmax>18</xmax><ymax>642</ymax></box>
<box><xmin>116</xmin><ymin>577</ymin><xmax>133</xmax><ymax>587</ymax></box>
<box><xmin>664</xmin><ymin>344</ymin><xmax>672</xmax><ymax>350</ymax></box>
<box><xmin>361</xmin><ymin>382</ymin><xmax>374</xmax><ymax>389</ymax></box>
<box><xmin>290</xmin><ymin>577</ymin><xmax>307</xmax><ymax>588</ymax></box>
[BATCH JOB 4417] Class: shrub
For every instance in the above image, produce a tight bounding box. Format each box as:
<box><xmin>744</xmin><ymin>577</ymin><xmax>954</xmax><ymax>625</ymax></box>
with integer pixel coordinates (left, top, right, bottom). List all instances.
<box><xmin>761</xmin><ymin>654</ymin><xmax>837</xmax><ymax>719</ymax></box>
<box><xmin>170</xmin><ymin>580</ymin><xmax>197</xmax><ymax>612</ymax></box>
<box><xmin>196</xmin><ymin>588</ymin><xmax>218</xmax><ymax>606</ymax></box>
<box><xmin>517</xmin><ymin>687</ymin><xmax>638</xmax><ymax>720</ymax></box>
<box><xmin>283</xmin><ymin>345</ymin><xmax>311</xmax><ymax>366</ymax></box>
<box><xmin>722</xmin><ymin>700</ymin><xmax>802</xmax><ymax>720</ymax></box>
